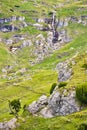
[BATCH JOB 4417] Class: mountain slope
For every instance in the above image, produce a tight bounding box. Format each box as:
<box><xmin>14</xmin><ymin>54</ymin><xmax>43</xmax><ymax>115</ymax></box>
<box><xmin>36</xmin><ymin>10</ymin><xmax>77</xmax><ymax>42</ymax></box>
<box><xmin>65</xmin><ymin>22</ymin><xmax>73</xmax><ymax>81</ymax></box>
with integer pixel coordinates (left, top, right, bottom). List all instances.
<box><xmin>0</xmin><ymin>0</ymin><xmax>87</xmax><ymax>130</ymax></box>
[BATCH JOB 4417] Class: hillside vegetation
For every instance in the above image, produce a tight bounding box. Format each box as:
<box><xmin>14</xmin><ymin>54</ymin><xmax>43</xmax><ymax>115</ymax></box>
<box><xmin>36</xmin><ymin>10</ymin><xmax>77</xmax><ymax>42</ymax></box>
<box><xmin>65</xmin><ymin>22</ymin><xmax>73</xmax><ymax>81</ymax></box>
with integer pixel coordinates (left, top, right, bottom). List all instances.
<box><xmin>0</xmin><ymin>0</ymin><xmax>87</xmax><ymax>130</ymax></box>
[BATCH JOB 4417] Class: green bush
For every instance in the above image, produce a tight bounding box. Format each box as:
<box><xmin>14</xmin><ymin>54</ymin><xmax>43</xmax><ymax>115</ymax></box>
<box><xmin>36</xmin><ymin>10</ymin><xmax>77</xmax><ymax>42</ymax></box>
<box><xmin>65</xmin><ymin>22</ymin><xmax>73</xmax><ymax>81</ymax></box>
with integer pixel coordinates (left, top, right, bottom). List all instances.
<box><xmin>78</xmin><ymin>123</ymin><xmax>87</xmax><ymax>130</ymax></box>
<box><xmin>82</xmin><ymin>64</ymin><xmax>87</xmax><ymax>69</ymax></box>
<box><xmin>58</xmin><ymin>82</ymin><xmax>67</xmax><ymax>88</ymax></box>
<box><xmin>50</xmin><ymin>83</ymin><xmax>57</xmax><ymax>94</ymax></box>
<box><xmin>8</xmin><ymin>99</ymin><xmax>21</xmax><ymax>118</ymax></box>
<box><xmin>76</xmin><ymin>83</ymin><xmax>87</xmax><ymax>104</ymax></box>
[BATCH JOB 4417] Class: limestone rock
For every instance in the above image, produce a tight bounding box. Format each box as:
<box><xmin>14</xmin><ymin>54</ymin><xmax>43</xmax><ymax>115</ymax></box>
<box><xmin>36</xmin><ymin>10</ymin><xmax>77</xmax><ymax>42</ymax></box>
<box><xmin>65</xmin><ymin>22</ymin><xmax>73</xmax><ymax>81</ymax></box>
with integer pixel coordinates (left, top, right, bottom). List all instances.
<box><xmin>28</xmin><ymin>95</ymin><xmax>48</xmax><ymax>114</ymax></box>
<box><xmin>40</xmin><ymin>107</ymin><xmax>54</xmax><ymax>118</ymax></box>
<box><xmin>0</xmin><ymin>118</ymin><xmax>17</xmax><ymax>130</ymax></box>
<box><xmin>28</xmin><ymin>90</ymin><xmax>80</xmax><ymax>118</ymax></box>
<box><xmin>33</xmin><ymin>23</ymin><xmax>43</xmax><ymax>30</ymax></box>
<box><xmin>0</xmin><ymin>25</ymin><xmax>18</xmax><ymax>32</ymax></box>
<box><xmin>21</xmin><ymin>40</ymin><xmax>32</xmax><ymax>48</ymax></box>
<box><xmin>48</xmin><ymin>90</ymin><xmax>80</xmax><ymax>116</ymax></box>
<box><xmin>56</xmin><ymin>61</ymin><xmax>73</xmax><ymax>82</ymax></box>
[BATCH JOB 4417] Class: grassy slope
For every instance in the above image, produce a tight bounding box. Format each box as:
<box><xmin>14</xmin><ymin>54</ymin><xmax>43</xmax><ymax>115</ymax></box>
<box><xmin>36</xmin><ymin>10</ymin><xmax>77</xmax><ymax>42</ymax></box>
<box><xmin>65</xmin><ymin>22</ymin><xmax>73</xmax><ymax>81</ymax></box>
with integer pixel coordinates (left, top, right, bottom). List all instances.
<box><xmin>17</xmin><ymin>110</ymin><xmax>87</xmax><ymax>130</ymax></box>
<box><xmin>0</xmin><ymin>0</ymin><xmax>87</xmax><ymax>130</ymax></box>
<box><xmin>0</xmin><ymin>44</ymin><xmax>14</xmax><ymax>70</ymax></box>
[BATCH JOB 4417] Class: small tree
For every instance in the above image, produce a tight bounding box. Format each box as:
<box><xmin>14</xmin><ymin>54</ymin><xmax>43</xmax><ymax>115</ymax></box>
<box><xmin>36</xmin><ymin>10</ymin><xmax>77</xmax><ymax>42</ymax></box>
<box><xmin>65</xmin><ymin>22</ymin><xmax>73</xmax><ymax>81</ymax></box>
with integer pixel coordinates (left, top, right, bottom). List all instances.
<box><xmin>8</xmin><ymin>99</ymin><xmax>21</xmax><ymax>118</ymax></box>
<box><xmin>50</xmin><ymin>83</ymin><xmax>57</xmax><ymax>94</ymax></box>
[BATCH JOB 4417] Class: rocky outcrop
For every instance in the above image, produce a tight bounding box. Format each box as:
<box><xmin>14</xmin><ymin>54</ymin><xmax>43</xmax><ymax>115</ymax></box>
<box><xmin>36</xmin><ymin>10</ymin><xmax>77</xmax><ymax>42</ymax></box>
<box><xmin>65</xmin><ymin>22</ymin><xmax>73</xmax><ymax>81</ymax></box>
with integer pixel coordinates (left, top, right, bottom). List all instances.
<box><xmin>0</xmin><ymin>16</ymin><xmax>27</xmax><ymax>32</ymax></box>
<box><xmin>2</xmin><ymin>34</ymin><xmax>32</xmax><ymax>53</ymax></box>
<box><xmin>0</xmin><ymin>118</ymin><xmax>17</xmax><ymax>130</ymax></box>
<box><xmin>47</xmin><ymin>90</ymin><xmax>80</xmax><ymax>116</ymax></box>
<box><xmin>27</xmin><ymin>95</ymin><xmax>48</xmax><ymax>115</ymax></box>
<box><xmin>28</xmin><ymin>90</ymin><xmax>80</xmax><ymax>118</ymax></box>
<box><xmin>0</xmin><ymin>25</ymin><xmax>18</xmax><ymax>32</ymax></box>
<box><xmin>20</xmin><ymin>40</ymin><xmax>32</xmax><ymax>48</ymax></box>
<box><xmin>0</xmin><ymin>16</ymin><xmax>25</xmax><ymax>24</ymax></box>
<box><xmin>33</xmin><ymin>30</ymin><xmax>71</xmax><ymax>63</ymax></box>
<box><xmin>3</xmin><ymin>34</ymin><xmax>25</xmax><ymax>45</ymax></box>
<box><xmin>56</xmin><ymin>61</ymin><xmax>73</xmax><ymax>82</ymax></box>
<box><xmin>70</xmin><ymin>16</ymin><xmax>87</xmax><ymax>25</ymax></box>
<box><xmin>36</xmin><ymin>15</ymin><xmax>87</xmax><ymax>28</ymax></box>
<box><xmin>27</xmin><ymin>60</ymin><xmax>78</xmax><ymax>118</ymax></box>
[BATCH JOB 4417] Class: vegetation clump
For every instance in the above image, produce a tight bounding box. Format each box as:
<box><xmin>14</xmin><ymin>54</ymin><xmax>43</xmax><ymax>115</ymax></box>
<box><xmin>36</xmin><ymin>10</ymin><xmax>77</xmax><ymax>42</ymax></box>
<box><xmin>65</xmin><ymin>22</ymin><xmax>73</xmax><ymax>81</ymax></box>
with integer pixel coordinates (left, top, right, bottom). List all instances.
<box><xmin>50</xmin><ymin>83</ymin><xmax>57</xmax><ymax>94</ymax></box>
<box><xmin>58</xmin><ymin>82</ymin><xmax>67</xmax><ymax>88</ymax></box>
<box><xmin>78</xmin><ymin>123</ymin><xmax>87</xmax><ymax>130</ymax></box>
<box><xmin>82</xmin><ymin>63</ymin><xmax>87</xmax><ymax>69</ymax></box>
<box><xmin>76</xmin><ymin>83</ymin><xmax>87</xmax><ymax>104</ymax></box>
<box><xmin>8</xmin><ymin>99</ymin><xmax>21</xmax><ymax>118</ymax></box>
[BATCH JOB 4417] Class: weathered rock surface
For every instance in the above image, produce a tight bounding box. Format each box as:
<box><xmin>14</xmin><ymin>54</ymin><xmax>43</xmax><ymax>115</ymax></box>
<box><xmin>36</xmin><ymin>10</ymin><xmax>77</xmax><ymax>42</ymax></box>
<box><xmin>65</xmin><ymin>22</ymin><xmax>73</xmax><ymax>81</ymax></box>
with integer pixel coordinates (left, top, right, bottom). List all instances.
<box><xmin>47</xmin><ymin>90</ymin><xmax>80</xmax><ymax>116</ymax></box>
<box><xmin>21</xmin><ymin>40</ymin><xmax>32</xmax><ymax>48</ymax></box>
<box><xmin>0</xmin><ymin>16</ymin><xmax>27</xmax><ymax>32</ymax></box>
<box><xmin>0</xmin><ymin>16</ymin><xmax>25</xmax><ymax>24</ymax></box>
<box><xmin>0</xmin><ymin>25</ymin><xmax>18</xmax><ymax>32</ymax></box>
<box><xmin>56</xmin><ymin>61</ymin><xmax>73</xmax><ymax>82</ymax></box>
<box><xmin>28</xmin><ymin>90</ymin><xmax>80</xmax><ymax>118</ymax></box>
<box><xmin>36</xmin><ymin>15</ymin><xmax>87</xmax><ymax>30</ymax></box>
<box><xmin>27</xmin><ymin>95</ymin><xmax>48</xmax><ymax>115</ymax></box>
<box><xmin>33</xmin><ymin>29</ymin><xmax>71</xmax><ymax>63</ymax></box>
<box><xmin>40</xmin><ymin>107</ymin><xmax>54</xmax><ymax>118</ymax></box>
<box><xmin>0</xmin><ymin>118</ymin><xmax>17</xmax><ymax>130</ymax></box>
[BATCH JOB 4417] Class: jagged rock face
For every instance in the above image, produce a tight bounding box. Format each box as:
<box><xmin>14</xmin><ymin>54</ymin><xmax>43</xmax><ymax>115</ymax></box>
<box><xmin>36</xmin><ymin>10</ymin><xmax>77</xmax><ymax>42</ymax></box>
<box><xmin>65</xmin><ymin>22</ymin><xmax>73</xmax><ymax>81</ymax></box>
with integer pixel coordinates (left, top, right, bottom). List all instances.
<box><xmin>36</xmin><ymin>16</ymin><xmax>87</xmax><ymax>30</ymax></box>
<box><xmin>0</xmin><ymin>118</ymin><xmax>17</xmax><ymax>130</ymax></box>
<box><xmin>0</xmin><ymin>16</ymin><xmax>25</xmax><ymax>24</ymax></box>
<box><xmin>27</xmin><ymin>95</ymin><xmax>48</xmax><ymax>115</ymax></box>
<box><xmin>56</xmin><ymin>61</ymin><xmax>73</xmax><ymax>82</ymax></box>
<box><xmin>52</xmin><ymin>31</ymin><xmax>59</xmax><ymax>43</ymax></box>
<box><xmin>28</xmin><ymin>90</ymin><xmax>80</xmax><ymax>118</ymax></box>
<box><xmin>0</xmin><ymin>16</ymin><xmax>26</xmax><ymax>33</ymax></box>
<box><xmin>33</xmin><ymin>30</ymin><xmax>71</xmax><ymax>63</ymax></box>
<box><xmin>59</xmin><ymin>29</ymin><xmax>71</xmax><ymax>43</ymax></box>
<box><xmin>47</xmin><ymin>90</ymin><xmax>80</xmax><ymax>116</ymax></box>
<box><xmin>0</xmin><ymin>25</ymin><xmax>18</xmax><ymax>32</ymax></box>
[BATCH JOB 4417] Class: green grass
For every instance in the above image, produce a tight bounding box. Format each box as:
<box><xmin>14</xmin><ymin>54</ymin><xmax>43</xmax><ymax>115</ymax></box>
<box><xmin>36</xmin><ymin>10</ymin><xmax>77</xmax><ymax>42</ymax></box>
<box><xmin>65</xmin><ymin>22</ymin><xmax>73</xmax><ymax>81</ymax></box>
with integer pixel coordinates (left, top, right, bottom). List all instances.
<box><xmin>0</xmin><ymin>69</ymin><xmax>57</xmax><ymax>121</ymax></box>
<box><xmin>0</xmin><ymin>44</ymin><xmax>14</xmax><ymax>70</ymax></box>
<box><xmin>16</xmin><ymin>110</ymin><xmax>87</xmax><ymax>130</ymax></box>
<box><xmin>31</xmin><ymin>31</ymin><xmax>87</xmax><ymax>70</ymax></box>
<box><xmin>0</xmin><ymin>0</ymin><xmax>87</xmax><ymax>130</ymax></box>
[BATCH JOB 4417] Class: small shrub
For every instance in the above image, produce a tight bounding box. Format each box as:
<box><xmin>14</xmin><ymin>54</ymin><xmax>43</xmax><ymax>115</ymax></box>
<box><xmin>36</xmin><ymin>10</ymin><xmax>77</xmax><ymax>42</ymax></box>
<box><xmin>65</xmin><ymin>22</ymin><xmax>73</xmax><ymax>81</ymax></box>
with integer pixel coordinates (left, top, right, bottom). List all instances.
<box><xmin>82</xmin><ymin>64</ymin><xmax>87</xmax><ymax>69</ymax></box>
<box><xmin>58</xmin><ymin>82</ymin><xmax>67</xmax><ymax>88</ymax></box>
<box><xmin>8</xmin><ymin>99</ymin><xmax>21</xmax><ymax>118</ymax></box>
<box><xmin>78</xmin><ymin>123</ymin><xmax>87</xmax><ymax>130</ymax></box>
<box><xmin>50</xmin><ymin>83</ymin><xmax>57</xmax><ymax>94</ymax></box>
<box><xmin>76</xmin><ymin>83</ymin><xmax>87</xmax><ymax>104</ymax></box>
<box><xmin>48</xmin><ymin>11</ymin><xmax>53</xmax><ymax>16</ymax></box>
